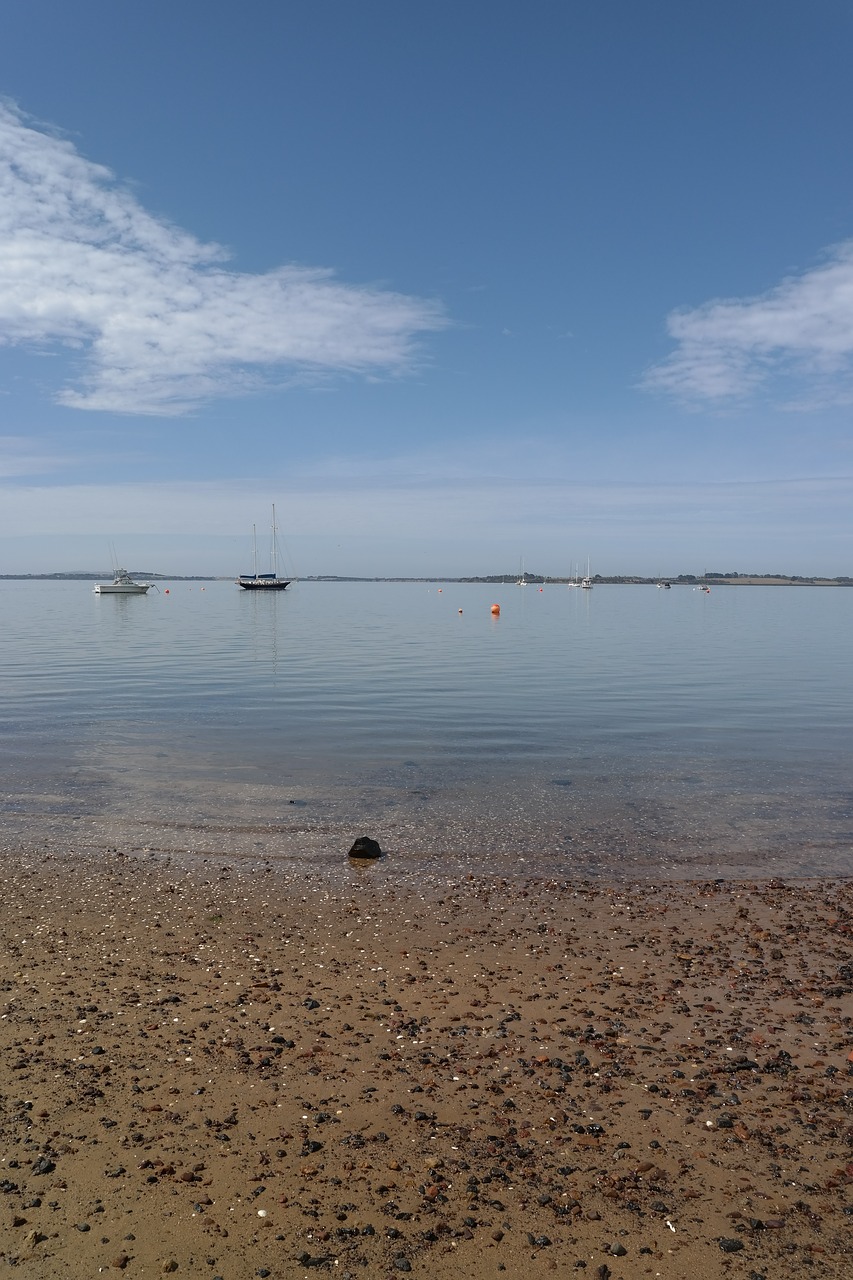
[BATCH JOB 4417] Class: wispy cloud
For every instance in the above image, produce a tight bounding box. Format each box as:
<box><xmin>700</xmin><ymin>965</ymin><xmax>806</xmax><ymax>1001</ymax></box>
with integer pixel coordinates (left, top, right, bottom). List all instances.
<box><xmin>2</xmin><ymin>460</ymin><xmax>850</xmax><ymax>576</ymax></box>
<box><xmin>643</xmin><ymin>241</ymin><xmax>853</xmax><ymax>405</ymax></box>
<box><xmin>0</xmin><ymin>435</ymin><xmax>73</xmax><ymax>477</ymax></box>
<box><xmin>0</xmin><ymin>101</ymin><xmax>447</xmax><ymax>415</ymax></box>
<box><xmin>2</xmin><ymin>468</ymin><xmax>849</xmax><ymax>541</ymax></box>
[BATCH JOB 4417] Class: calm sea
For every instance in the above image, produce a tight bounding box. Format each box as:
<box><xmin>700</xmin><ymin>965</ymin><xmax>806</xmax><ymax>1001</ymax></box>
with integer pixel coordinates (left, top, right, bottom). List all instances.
<box><xmin>1</xmin><ymin>579</ymin><xmax>851</xmax><ymax>879</ymax></box>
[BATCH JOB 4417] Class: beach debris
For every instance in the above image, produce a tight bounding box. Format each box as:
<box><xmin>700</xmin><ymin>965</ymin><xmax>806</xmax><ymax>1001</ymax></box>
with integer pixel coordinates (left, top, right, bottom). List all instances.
<box><xmin>348</xmin><ymin>835</ymin><xmax>383</xmax><ymax>859</ymax></box>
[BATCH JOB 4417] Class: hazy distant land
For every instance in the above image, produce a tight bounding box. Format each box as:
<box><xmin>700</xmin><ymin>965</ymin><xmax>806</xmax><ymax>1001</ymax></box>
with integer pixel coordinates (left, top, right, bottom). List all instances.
<box><xmin>1</xmin><ymin>571</ymin><xmax>851</xmax><ymax>586</ymax></box>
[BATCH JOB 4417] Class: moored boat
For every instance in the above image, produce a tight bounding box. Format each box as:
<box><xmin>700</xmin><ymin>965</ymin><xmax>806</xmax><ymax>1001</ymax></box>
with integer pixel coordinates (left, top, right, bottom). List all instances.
<box><xmin>238</xmin><ymin>505</ymin><xmax>291</xmax><ymax>591</ymax></box>
<box><xmin>94</xmin><ymin>569</ymin><xmax>152</xmax><ymax>595</ymax></box>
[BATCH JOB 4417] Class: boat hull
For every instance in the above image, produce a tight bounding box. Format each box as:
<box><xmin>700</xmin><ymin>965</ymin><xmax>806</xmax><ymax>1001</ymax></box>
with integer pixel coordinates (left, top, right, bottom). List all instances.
<box><xmin>237</xmin><ymin>578</ymin><xmax>290</xmax><ymax>591</ymax></box>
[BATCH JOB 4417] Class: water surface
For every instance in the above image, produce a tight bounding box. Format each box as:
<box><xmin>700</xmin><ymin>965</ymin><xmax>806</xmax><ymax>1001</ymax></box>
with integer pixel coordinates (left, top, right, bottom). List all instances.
<box><xmin>1</xmin><ymin>579</ymin><xmax>851</xmax><ymax>879</ymax></box>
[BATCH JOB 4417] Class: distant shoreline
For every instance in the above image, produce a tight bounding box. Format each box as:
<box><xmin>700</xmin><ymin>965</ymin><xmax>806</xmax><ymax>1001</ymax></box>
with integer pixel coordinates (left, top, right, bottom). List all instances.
<box><xmin>2</xmin><ymin>573</ymin><xmax>851</xmax><ymax>586</ymax></box>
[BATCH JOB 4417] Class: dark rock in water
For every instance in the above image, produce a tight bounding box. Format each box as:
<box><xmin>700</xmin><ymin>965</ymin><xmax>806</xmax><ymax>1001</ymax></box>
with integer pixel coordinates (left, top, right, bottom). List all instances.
<box><xmin>348</xmin><ymin>836</ymin><xmax>382</xmax><ymax>859</ymax></box>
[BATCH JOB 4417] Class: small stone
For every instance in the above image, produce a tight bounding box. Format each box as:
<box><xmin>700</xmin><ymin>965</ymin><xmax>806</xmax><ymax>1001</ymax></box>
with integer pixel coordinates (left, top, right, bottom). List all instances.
<box><xmin>610</xmin><ymin>1242</ymin><xmax>627</xmax><ymax>1256</ymax></box>
<box><xmin>718</xmin><ymin>1237</ymin><xmax>745</xmax><ymax>1253</ymax></box>
<box><xmin>348</xmin><ymin>836</ymin><xmax>382</xmax><ymax>859</ymax></box>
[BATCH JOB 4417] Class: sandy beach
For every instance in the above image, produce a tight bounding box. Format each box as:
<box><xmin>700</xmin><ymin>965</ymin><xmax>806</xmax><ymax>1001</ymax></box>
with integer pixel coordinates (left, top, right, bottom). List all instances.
<box><xmin>1</xmin><ymin>847</ymin><xmax>851</xmax><ymax>1278</ymax></box>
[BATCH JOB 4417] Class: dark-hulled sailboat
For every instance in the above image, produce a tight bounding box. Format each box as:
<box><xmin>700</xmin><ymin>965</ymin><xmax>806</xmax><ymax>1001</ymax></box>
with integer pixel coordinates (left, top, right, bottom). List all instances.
<box><xmin>237</xmin><ymin>505</ymin><xmax>291</xmax><ymax>591</ymax></box>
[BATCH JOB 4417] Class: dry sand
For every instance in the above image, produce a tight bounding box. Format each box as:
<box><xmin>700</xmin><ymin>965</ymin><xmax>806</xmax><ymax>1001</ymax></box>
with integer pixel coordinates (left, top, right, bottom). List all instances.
<box><xmin>1</xmin><ymin>847</ymin><xmax>851</xmax><ymax>1279</ymax></box>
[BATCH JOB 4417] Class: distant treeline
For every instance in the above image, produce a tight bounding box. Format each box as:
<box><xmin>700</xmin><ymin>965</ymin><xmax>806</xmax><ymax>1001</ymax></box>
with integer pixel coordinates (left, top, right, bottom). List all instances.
<box><xmin>0</xmin><ymin>572</ymin><xmax>216</xmax><ymax>581</ymax></box>
<box><xmin>459</xmin><ymin>573</ymin><xmax>853</xmax><ymax>586</ymax></box>
<box><xmin>701</xmin><ymin>571</ymin><xmax>853</xmax><ymax>582</ymax></box>
<box><xmin>2</xmin><ymin>572</ymin><xmax>851</xmax><ymax>586</ymax></box>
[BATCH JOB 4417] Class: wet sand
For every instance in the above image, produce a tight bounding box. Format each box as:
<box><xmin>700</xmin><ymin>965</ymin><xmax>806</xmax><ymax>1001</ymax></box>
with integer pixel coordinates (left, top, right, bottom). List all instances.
<box><xmin>1</xmin><ymin>847</ymin><xmax>851</xmax><ymax>1278</ymax></box>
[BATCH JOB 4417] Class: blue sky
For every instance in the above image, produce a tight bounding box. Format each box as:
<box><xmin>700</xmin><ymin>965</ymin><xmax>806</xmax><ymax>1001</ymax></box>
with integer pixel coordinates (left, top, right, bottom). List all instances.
<box><xmin>1</xmin><ymin>0</ymin><xmax>852</xmax><ymax>577</ymax></box>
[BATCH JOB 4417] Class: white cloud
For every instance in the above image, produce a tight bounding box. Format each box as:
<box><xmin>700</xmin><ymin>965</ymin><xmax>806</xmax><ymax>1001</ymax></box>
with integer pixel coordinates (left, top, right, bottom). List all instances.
<box><xmin>0</xmin><ymin>101</ymin><xmax>446</xmax><ymax>415</ymax></box>
<box><xmin>644</xmin><ymin>241</ymin><xmax>853</xmax><ymax>405</ymax></box>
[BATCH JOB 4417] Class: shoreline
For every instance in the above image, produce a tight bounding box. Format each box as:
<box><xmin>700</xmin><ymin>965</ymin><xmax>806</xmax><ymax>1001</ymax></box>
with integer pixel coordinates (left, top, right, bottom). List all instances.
<box><xmin>1</xmin><ymin>848</ymin><xmax>850</xmax><ymax>1278</ymax></box>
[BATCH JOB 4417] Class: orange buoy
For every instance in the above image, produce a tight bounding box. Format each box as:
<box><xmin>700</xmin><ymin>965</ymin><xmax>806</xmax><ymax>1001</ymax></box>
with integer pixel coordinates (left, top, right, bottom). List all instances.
<box><xmin>490</xmin><ymin>603</ymin><xmax>500</xmax><ymax>615</ymax></box>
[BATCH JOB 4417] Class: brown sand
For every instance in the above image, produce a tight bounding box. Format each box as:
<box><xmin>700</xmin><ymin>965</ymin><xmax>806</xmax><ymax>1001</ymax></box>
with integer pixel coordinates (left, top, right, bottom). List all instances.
<box><xmin>1</xmin><ymin>848</ymin><xmax>851</xmax><ymax>1278</ymax></box>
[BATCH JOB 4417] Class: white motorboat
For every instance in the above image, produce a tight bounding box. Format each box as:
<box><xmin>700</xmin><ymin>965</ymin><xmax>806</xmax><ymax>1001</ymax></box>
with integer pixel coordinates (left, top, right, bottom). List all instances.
<box><xmin>94</xmin><ymin>569</ymin><xmax>152</xmax><ymax>595</ymax></box>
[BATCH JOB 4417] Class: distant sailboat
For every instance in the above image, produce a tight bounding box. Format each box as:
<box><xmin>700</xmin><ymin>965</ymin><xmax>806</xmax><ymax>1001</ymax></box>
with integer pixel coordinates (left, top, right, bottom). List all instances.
<box><xmin>516</xmin><ymin>557</ymin><xmax>528</xmax><ymax>586</ymax></box>
<box><xmin>237</xmin><ymin>505</ymin><xmax>291</xmax><ymax>591</ymax></box>
<box><xmin>581</xmin><ymin>558</ymin><xmax>593</xmax><ymax>589</ymax></box>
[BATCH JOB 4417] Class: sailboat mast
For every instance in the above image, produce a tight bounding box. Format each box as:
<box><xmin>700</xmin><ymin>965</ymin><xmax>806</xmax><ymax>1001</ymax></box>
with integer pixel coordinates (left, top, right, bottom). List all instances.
<box><xmin>252</xmin><ymin>524</ymin><xmax>258</xmax><ymax>578</ymax></box>
<box><xmin>271</xmin><ymin>504</ymin><xmax>278</xmax><ymax>578</ymax></box>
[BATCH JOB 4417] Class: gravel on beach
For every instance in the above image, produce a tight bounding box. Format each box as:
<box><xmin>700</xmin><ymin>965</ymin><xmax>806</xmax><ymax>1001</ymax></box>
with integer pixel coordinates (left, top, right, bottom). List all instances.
<box><xmin>1</xmin><ymin>847</ymin><xmax>851</xmax><ymax>1278</ymax></box>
